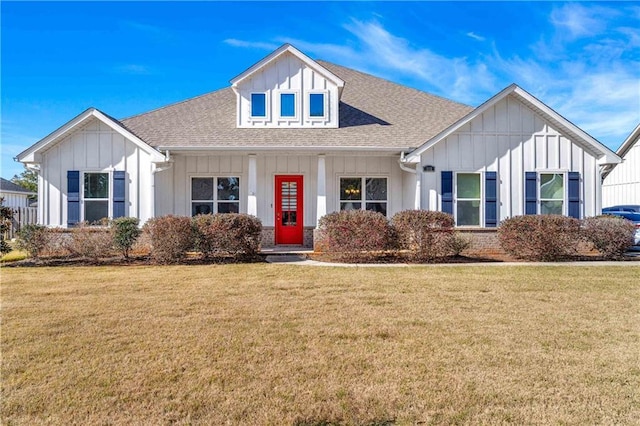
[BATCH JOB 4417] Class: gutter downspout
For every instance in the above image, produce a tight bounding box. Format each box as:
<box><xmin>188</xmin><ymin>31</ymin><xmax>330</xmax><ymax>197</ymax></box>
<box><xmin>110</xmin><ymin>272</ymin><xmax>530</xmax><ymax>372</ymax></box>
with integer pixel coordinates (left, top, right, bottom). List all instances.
<box><xmin>398</xmin><ymin>152</ymin><xmax>421</xmax><ymax>210</ymax></box>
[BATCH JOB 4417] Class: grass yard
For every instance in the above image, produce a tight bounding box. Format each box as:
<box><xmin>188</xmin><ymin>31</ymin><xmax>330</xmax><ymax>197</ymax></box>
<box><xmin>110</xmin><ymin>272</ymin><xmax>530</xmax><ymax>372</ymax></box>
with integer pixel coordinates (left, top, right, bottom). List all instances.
<box><xmin>2</xmin><ymin>264</ymin><xmax>639</xmax><ymax>425</ymax></box>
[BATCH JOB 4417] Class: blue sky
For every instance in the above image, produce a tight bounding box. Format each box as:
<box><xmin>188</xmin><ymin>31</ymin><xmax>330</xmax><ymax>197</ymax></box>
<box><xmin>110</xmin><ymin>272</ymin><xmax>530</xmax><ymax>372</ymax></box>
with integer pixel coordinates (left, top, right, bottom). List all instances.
<box><xmin>2</xmin><ymin>1</ymin><xmax>639</xmax><ymax>179</ymax></box>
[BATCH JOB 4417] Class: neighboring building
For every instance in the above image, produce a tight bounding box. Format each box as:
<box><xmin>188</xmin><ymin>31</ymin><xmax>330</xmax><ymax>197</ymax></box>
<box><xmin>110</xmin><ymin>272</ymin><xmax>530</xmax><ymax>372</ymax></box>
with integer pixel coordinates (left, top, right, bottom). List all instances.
<box><xmin>0</xmin><ymin>177</ymin><xmax>35</xmax><ymax>208</ymax></box>
<box><xmin>602</xmin><ymin>124</ymin><xmax>640</xmax><ymax>207</ymax></box>
<box><xmin>16</xmin><ymin>44</ymin><xmax>621</xmax><ymax>247</ymax></box>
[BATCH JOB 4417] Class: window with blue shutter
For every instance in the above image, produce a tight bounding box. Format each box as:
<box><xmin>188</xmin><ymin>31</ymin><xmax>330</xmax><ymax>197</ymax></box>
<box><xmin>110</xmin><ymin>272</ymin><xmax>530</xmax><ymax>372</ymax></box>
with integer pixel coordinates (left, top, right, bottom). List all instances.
<box><xmin>113</xmin><ymin>171</ymin><xmax>126</xmax><ymax>218</ymax></box>
<box><xmin>567</xmin><ymin>172</ymin><xmax>580</xmax><ymax>219</ymax></box>
<box><xmin>441</xmin><ymin>171</ymin><xmax>453</xmax><ymax>215</ymax></box>
<box><xmin>485</xmin><ymin>172</ymin><xmax>497</xmax><ymax>227</ymax></box>
<box><xmin>67</xmin><ymin>170</ymin><xmax>80</xmax><ymax>227</ymax></box>
<box><xmin>525</xmin><ymin>172</ymin><xmax>537</xmax><ymax>215</ymax></box>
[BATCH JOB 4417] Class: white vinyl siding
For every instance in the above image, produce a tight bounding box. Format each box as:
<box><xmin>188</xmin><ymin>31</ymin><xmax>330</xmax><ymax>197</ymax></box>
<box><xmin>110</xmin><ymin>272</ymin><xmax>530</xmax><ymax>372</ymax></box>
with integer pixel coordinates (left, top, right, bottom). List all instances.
<box><xmin>418</xmin><ymin>95</ymin><xmax>599</xmax><ymax>220</ymax></box>
<box><xmin>236</xmin><ymin>53</ymin><xmax>339</xmax><ymax>128</ymax></box>
<box><xmin>37</xmin><ymin>118</ymin><xmax>154</xmax><ymax>227</ymax></box>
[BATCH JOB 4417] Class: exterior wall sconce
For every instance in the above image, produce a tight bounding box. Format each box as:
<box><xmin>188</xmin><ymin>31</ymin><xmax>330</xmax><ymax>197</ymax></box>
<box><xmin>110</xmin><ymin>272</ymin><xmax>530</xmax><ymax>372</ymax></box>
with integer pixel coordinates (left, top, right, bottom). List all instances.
<box><xmin>423</xmin><ymin>165</ymin><xmax>435</xmax><ymax>172</ymax></box>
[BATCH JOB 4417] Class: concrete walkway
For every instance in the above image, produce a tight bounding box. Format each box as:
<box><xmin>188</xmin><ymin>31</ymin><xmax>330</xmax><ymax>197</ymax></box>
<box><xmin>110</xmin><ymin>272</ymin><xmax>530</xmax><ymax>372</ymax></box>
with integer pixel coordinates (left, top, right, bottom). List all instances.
<box><xmin>265</xmin><ymin>253</ymin><xmax>640</xmax><ymax>268</ymax></box>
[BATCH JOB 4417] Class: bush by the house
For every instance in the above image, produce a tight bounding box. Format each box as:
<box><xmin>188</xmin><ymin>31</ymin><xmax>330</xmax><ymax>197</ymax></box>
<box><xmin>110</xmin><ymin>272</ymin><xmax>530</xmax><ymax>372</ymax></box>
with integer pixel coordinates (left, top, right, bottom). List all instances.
<box><xmin>68</xmin><ymin>222</ymin><xmax>115</xmax><ymax>260</ymax></box>
<box><xmin>391</xmin><ymin>210</ymin><xmax>458</xmax><ymax>261</ymax></box>
<box><xmin>16</xmin><ymin>224</ymin><xmax>49</xmax><ymax>258</ymax></box>
<box><xmin>0</xmin><ymin>199</ymin><xmax>13</xmax><ymax>255</ymax></box>
<box><xmin>111</xmin><ymin>217</ymin><xmax>142</xmax><ymax>259</ymax></box>
<box><xmin>582</xmin><ymin>215</ymin><xmax>636</xmax><ymax>259</ymax></box>
<box><xmin>447</xmin><ymin>232</ymin><xmax>472</xmax><ymax>256</ymax></box>
<box><xmin>498</xmin><ymin>215</ymin><xmax>582</xmax><ymax>261</ymax></box>
<box><xmin>193</xmin><ymin>213</ymin><xmax>262</xmax><ymax>259</ymax></box>
<box><xmin>143</xmin><ymin>215</ymin><xmax>194</xmax><ymax>263</ymax></box>
<box><xmin>318</xmin><ymin>210</ymin><xmax>394</xmax><ymax>261</ymax></box>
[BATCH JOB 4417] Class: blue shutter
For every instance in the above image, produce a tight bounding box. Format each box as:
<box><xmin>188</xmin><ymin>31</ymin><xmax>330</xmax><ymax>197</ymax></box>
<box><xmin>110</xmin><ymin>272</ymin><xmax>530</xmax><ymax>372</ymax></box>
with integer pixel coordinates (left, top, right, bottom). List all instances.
<box><xmin>485</xmin><ymin>171</ymin><xmax>497</xmax><ymax>227</ymax></box>
<box><xmin>113</xmin><ymin>171</ymin><xmax>126</xmax><ymax>219</ymax></box>
<box><xmin>67</xmin><ymin>170</ymin><xmax>80</xmax><ymax>226</ymax></box>
<box><xmin>567</xmin><ymin>172</ymin><xmax>580</xmax><ymax>219</ymax></box>
<box><xmin>525</xmin><ymin>172</ymin><xmax>537</xmax><ymax>215</ymax></box>
<box><xmin>441</xmin><ymin>171</ymin><xmax>453</xmax><ymax>215</ymax></box>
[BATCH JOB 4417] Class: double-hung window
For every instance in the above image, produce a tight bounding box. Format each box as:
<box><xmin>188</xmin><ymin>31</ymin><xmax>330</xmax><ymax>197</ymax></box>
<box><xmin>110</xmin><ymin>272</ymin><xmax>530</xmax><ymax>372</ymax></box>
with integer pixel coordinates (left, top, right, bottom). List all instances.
<box><xmin>191</xmin><ymin>177</ymin><xmax>240</xmax><ymax>216</ymax></box>
<box><xmin>539</xmin><ymin>173</ymin><xmax>564</xmax><ymax>215</ymax></box>
<box><xmin>339</xmin><ymin>177</ymin><xmax>387</xmax><ymax>216</ymax></box>
<box><xmin>456</xmin><ymin>173</ymin><xmax>481</xmax><ymax>226</ymax></box>
<box><xmin>83</xmin><ymin>172</ymin><xmax>109</xmax><ymax>223</ymax></box>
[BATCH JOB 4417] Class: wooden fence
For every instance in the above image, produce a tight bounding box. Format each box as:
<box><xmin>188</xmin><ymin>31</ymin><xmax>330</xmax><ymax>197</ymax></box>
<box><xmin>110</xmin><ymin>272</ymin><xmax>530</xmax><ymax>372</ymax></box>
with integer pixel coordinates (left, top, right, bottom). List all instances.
<box><xmin>4</xmin><ymin>207</ymin><xmax>38</xmax><ymax>240</ymax></box>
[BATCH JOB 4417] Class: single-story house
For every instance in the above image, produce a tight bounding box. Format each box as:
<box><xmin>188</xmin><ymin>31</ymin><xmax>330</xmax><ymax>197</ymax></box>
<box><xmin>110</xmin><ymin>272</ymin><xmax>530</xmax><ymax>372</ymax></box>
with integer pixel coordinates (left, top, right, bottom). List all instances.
<box><xmin>0</xmin><ymin>177</ymin><xmax>36</xmax><ymax>208</ymax></box>
<box><xmin>602</xmin><ymin>123</ymin><xmax>640</xmax><ymax>207</ymax></box>
<box><xmin>17</xmin><ymin>44</ymin><xmax>621</xmax><ymax>247</ymax></box>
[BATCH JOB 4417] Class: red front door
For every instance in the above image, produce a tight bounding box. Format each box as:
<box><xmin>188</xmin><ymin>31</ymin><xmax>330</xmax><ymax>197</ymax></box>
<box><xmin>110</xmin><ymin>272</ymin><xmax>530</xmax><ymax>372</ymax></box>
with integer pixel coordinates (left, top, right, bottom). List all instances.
<box><xmin>275</xmin><ymin>175</ymin><xmax>303</xmax><ymax>245</ymax></box>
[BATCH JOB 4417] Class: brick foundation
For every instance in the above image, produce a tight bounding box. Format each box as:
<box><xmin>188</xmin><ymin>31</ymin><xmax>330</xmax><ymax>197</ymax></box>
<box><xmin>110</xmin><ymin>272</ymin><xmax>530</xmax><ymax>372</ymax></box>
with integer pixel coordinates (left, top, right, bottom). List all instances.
<box><xmin>261</xmin><ymin>227</ymin><xmax>315</xmax><ymax>248</ymax></box>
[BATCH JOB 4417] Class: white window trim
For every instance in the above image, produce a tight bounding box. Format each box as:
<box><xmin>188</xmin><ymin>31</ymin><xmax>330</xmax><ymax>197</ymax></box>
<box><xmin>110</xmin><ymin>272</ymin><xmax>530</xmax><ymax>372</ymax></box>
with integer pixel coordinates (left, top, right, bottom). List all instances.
<box><xmin>338</xmin><ymin>176</ymin><xmax>388</xmax><ymax>216</ymax></box>
<box><xmin>249</xmin><ymin>92</ymin><xmax>270</xmax><ymax>121</ymax></box>
<box><xmin>190</xmin><ymin>176</ymin><xmax>242</xmax><ymax>216</ymax></box>
<box><xmin>306</xmin><ymin>90</ymin><xmax>329</xmax><ymax>121</ymax></box>
<box><xmin>277</xmin><ymin>90</ymin><xmax>299</xmax><ymax>120</ymax></box>
<box><xmin>454</xmin><ymin>172</ymin><xmax>483</xmax><ymax>227</ymax></box>
<box><xmin>81</xmin><ymin>170</ymin><xmax>112</xmax><ymax>223</ymax></box>
<box><xmin>537</xmin><ymin>171</ymin><xmax>567</xmax><ymax>215</ymax></box>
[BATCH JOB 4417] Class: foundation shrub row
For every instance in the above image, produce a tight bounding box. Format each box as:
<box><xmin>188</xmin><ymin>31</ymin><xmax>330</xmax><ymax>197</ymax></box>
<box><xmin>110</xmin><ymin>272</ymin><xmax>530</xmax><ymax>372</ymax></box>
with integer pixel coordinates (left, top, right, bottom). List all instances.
<box><xmin>319</xmin><ymin>211</ymin><xmax>636</xmax><ymax>262</ymax></box>
<box><xmin>16</xmin><ymin>214</ymin><xmax>263</xmax><ymax>263</ymax></box>
<box><xmin>497</xmin><ymin>214</ymin><xmax>636</xmax><ymax>261</ymax></box>
<box><xmin>14</xmin><ymin>212</ymin><xmax>635</xmax><ymax>263</ymax></box>
<box><xmin>318</xmin><ymin>210</ymin><xmax>470</xmax><ymax>262</ymax></box>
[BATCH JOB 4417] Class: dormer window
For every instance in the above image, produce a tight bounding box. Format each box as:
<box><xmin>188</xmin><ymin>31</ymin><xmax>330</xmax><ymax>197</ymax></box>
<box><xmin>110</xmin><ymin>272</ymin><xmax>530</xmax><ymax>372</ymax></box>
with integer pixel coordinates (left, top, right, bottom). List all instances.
<box><xmin>309</xmin><ymin>93</ymin><xmax>325</xmax><ymax>117</ymax></box>
<box><xmin>280</xmin><ymin>93</ymin><xmax>296</xmax><ymax>118</ymax></box>
<box><xmin>250</xmin><ymin>93</ymin><xmax>267</xmax><ymax>118</ymax></box>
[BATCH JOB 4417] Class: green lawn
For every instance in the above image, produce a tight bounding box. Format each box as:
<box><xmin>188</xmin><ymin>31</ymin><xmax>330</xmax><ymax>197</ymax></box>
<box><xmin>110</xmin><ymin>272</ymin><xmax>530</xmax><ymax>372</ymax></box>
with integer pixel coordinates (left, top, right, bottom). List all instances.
<box><xmin>2</xmin><ymin>264</ymin><xmax>639</xmax><ymax>424</ymax></box>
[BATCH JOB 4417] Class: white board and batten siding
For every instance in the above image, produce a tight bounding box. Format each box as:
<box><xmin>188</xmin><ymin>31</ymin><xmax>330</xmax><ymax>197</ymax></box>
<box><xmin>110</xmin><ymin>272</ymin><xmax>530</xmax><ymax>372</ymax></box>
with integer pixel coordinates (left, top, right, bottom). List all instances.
<box><xmin>236</xmin><ymin>52</ymin><xmax>340</xmax><ymax>128</ymax></box>
<box><xmin>38</xmin><ymin>118</ymin><xmax>154</xmax><ymax>226</ymax></box>
<box><xmin>602</xmin><ymin>139</ymin><xmax>640</xmax><ymax>206</ymax></box>
<box><xmin>156</xmin><ymin>153</ymin><xmax>405</xmax><ymax>226</ymax></box>
<box><xmin>418</xmin><ymin>95</ymin><xmax>600</xmax><ymax>220</ymax></box>
<box><xmin>0</xmin><ymin>192</ymin><xmax>31</xmax><ymax>208</ymax></box>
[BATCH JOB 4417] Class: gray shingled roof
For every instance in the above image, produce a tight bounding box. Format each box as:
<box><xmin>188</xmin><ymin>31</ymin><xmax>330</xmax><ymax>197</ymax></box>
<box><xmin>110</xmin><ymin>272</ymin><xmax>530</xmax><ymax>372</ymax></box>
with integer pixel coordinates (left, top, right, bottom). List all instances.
<box><xmin>0</xmin><ymin>177</ymin><xmax>34</xmax><ymax>194</ymax></box>
<box><xmin>121</xmin><ymin>61</ymin><xmax>473</xmax><ymax>151</ymax></box>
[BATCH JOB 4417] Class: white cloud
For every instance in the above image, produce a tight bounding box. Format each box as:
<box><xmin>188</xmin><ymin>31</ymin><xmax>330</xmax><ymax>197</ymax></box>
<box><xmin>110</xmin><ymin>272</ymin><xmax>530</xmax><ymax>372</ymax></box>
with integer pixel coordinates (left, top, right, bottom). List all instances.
<box><xmin>223</xmin><ymin>39</ymin><xmax>279</xmax><ymax>51</ymax></box>
<box><xmin>340</xmin><ymin>19</ymin><xmax>496</xmax><ymax>103</ymax></box>
<box><xmin>550</xmin><ymin>3</ymin><xmax>607</xmax><ymax>40</ymax></box>
<box><xmin>466</xmin><ymin>32</ymin><xmax>485</xmax><ymax>42</ymax></box>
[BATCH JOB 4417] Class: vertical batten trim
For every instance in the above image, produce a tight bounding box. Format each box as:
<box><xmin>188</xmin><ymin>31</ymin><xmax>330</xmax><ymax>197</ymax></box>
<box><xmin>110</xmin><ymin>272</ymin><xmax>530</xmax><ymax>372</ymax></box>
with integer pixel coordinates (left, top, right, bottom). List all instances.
<box><xmin>248</xmin><ymin>154</ymin><xmax>257</xmax><ymax>216</ymax></box>
<box><xmin>316</xmin><ymin>154</ymin><xmax>326</xmax><ymax>227</ymax></box>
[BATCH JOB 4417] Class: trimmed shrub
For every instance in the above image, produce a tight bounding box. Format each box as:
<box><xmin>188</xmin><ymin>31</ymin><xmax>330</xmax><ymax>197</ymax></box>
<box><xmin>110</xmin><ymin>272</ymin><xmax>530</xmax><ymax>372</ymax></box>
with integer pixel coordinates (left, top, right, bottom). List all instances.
<box><xmin>318</xmin><ymin>210</ymin><xmax>394</xmax><ymax>261</ymax></box>
<box><xmin>582</xmin><ymin>215</ymin><xmax>635</xmax><ymax>259</ymax></box>
<box><xmin>111</xmin><ymin>217</ymin><xmax>142</xmax><ymax>259</ymax></box>
<box><xmin>391</xmin><ymin>210</ymin><xmax>456</xmax><ymax>261</ymax></box>
<box><xmin>143</xmin><ymin>215</ymin><xmax>194</xmax><ymax>263</ymax></box>
<box><xmin>447</xmin><ymin>232</ymin><xmax>473</xmax><ymax>256</ymax></box>
<box><xmin>16</xmin><ymin>224</ymin><xmax>49</xmax><ymax>258</ymax></box>
<box><xmin>68</xmin><ymin>222</ymin><xmax>115</xmax><ymax>260</ymax></box>
<box><xmin>193</xmin><ymin>213</ymin><xmax>262</xmax><ymax>259</ymax></box>
<box><xmin>498</xmin><ymin>215</ymin><xmax>582</xmax><ymax>261</ymax></box>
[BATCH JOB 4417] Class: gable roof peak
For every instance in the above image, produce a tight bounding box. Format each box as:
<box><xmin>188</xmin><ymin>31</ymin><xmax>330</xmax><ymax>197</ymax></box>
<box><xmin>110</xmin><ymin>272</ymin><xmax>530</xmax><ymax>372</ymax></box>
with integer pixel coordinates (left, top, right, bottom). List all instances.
<box><xmin>230</xmin><ymin>43</ymin><xmax>345</xmax><ymax>90</ymax></box>
<box><xmin>406</xmin><ymin>83</ymin><xmax>621</xmax><ymax>165</ymax></box>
